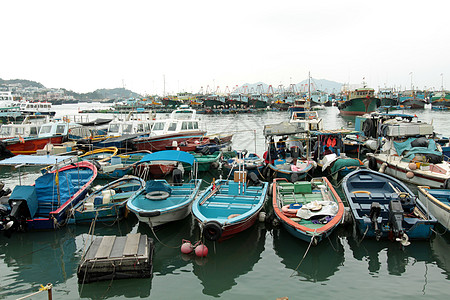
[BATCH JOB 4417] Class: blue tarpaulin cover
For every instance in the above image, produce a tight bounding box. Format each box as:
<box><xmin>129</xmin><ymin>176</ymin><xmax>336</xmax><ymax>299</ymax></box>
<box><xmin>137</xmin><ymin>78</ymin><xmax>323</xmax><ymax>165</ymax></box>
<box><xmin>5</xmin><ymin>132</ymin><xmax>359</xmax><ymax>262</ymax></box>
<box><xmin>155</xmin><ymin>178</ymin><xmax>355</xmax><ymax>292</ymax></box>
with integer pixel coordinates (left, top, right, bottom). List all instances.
<box><xmin>394</xmin><ymin>138</ymin><xmax>442</xmax><ymax>160</ymax></box>
<box><xmin>138</xmin><ymin>150</ymin><xmax>196</xmax><ymax>165</ymax></box>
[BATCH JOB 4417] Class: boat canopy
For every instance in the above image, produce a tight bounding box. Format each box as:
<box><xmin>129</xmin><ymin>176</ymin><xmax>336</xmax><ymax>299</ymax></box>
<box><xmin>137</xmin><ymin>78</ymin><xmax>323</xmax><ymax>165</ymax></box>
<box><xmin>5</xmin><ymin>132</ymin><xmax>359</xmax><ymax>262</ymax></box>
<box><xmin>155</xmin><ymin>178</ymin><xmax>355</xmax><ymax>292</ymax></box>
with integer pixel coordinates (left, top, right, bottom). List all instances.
<box><xmin>0</xmin><ymin>155</ymin><xmax>75</xmax><ymax>166</ymax></box>
<box><xmin>138</xmin><ymin>150</ymin><xmax>196</xmax><ymax>165</ymax></box>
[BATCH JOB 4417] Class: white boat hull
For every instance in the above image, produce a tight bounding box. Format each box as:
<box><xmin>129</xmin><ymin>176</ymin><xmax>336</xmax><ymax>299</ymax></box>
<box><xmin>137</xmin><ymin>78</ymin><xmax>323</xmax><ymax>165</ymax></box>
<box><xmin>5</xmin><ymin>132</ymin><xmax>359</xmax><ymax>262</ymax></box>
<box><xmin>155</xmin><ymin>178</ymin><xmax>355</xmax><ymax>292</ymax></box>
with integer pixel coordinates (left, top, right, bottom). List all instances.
<box><xmin>136</xmin><ymin>202</ymin><xmax>193</xmax><ymax>228</ymax></box>
<box><xmin>368</xmin><ymin>154</ymin><xmax>450</xmax><ymax>188</ymax></box>
<box><xmin>417</xmin><ymin>187</ymin><xmax>450</xmax><ymax>230</ymax></box>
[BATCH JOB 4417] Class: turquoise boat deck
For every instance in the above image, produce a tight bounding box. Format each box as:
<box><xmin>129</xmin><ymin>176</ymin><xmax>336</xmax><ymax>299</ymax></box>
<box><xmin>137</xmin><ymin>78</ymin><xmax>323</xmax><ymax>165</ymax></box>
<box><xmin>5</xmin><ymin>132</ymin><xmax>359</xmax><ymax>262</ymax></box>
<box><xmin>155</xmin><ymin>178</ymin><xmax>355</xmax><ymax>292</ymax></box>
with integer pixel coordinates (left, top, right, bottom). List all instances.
<box><xmin>197</xmin><ymin>184</ymin><xmax>266</xmax><ymax>220</ymax></box>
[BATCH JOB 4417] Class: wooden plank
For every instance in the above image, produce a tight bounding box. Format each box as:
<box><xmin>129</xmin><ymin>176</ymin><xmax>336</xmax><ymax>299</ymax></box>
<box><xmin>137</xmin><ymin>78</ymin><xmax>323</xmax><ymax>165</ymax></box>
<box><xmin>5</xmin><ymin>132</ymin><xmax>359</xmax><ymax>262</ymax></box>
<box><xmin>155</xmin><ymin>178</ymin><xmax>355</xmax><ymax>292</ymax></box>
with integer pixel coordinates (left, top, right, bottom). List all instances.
<box><xmin>95</xmin><ymin>235</ymin><xmax>116</xmax><ymax>259</ymax></box>
<box><xmin>123</xmin><ymin>233</ymin><xmax>141</xmax><ymax>256</ymax></box>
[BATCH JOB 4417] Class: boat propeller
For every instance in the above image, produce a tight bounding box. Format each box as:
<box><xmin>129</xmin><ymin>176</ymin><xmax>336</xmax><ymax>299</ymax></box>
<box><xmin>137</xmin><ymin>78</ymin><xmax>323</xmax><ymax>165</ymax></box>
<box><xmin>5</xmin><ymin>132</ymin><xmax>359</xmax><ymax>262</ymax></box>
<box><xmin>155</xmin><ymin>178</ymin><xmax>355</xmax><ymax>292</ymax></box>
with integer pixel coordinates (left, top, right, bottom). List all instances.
<box><xmin>396</xmin><ymin>232</ymin><xmax>411</xmax><ymax>247</ymax></box>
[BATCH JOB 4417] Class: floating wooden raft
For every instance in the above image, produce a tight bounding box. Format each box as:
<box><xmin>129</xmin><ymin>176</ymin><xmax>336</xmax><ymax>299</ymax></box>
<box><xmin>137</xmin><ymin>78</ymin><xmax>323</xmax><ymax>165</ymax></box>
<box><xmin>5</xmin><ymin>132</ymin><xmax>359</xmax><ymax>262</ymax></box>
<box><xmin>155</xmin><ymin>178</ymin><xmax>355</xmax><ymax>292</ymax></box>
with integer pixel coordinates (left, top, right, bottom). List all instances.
<box><xmin>77</xmin><ymin>233</ymin><xmax>154</xmax><ymax>283</ymax></box>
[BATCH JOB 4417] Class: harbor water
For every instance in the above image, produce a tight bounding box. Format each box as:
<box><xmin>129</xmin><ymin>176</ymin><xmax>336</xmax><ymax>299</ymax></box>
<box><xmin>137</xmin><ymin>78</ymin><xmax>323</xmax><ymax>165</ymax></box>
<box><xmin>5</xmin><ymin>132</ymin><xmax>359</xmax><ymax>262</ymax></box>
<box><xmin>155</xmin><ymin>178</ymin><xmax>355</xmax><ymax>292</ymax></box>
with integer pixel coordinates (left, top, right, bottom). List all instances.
<box><xmin>0</xmin><ymin>104</ymin><xmax>449</xmax><ymax>299</ymax></box>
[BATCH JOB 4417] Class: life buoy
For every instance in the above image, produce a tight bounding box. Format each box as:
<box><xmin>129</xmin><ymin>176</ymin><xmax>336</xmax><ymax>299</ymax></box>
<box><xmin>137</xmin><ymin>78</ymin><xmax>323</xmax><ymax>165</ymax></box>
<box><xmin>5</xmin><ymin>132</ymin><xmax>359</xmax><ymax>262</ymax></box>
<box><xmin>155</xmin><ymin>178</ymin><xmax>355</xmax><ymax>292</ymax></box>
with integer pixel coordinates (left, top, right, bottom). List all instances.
<box><xmin>281</xmin><ymin>203</ymin><xmax>302</xmax><ymax>217</ymax></box>
<box><xmin>203</xmin><ymin>221</ymin><xmax>223</xmax><ymax>241</ymax></box>
<box><xmin>145</xmin><ymin>191</ymin><xmax>170</xmax><ymax>201</ymax></box>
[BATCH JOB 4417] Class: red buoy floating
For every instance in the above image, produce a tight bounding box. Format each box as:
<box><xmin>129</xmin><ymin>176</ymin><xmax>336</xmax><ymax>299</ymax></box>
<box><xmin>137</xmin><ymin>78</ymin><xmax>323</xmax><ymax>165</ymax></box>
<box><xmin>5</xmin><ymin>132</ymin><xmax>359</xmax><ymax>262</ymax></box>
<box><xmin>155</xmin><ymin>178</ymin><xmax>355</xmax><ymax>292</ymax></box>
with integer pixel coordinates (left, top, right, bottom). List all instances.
<box><xmin>181</xmin><ymin>240</ymin><xmax>193</xmax><ymax>254</ymax></box>
<box><xmin>195</xmin><ymin>244</ymin><xmax>208</xmax><ymax>257</ymax></box>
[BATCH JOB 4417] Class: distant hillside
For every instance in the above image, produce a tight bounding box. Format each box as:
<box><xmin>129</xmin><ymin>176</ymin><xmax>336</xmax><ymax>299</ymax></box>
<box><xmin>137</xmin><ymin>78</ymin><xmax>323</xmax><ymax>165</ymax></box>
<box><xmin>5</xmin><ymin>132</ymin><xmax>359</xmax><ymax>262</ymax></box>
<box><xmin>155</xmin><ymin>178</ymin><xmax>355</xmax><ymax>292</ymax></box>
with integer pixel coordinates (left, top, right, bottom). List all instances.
<box><xmin>0</xmin><ymin>78</ymin><xmax>44</xmax><ymax>88</ymax></box>
<box><xmin>0</xmin><ymin>78</ymin><xmax>142</xmax><ymax>101</ymax></box>
<box><xmin>238</xmin><ymin>78</ymin><xmax>343</xmax><ymax>94</ymax></box>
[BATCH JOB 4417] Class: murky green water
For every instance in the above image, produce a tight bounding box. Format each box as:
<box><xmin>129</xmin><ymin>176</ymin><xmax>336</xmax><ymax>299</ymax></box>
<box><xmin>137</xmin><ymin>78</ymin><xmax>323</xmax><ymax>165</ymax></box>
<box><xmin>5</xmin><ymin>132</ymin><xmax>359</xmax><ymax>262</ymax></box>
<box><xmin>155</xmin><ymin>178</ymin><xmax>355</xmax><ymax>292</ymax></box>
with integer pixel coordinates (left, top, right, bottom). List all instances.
<box><xmin>0</xmin><ymin>105</ymin><xmax>449</xmax><ymax>299</ymax></box>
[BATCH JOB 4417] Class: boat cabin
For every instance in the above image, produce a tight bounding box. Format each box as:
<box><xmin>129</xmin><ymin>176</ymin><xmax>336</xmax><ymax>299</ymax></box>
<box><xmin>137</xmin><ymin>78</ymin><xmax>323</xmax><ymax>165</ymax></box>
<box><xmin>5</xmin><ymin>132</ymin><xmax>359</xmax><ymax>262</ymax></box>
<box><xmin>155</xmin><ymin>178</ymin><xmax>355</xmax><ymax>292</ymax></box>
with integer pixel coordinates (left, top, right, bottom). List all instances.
<box><xmin>150</xmin><ymin>107</ymin><xmax>203</xmax><ymax>136</ymax></box>
<box><xmin>106</xmin><ymin>119</ymin><xmax>153</xmax><ymax>137</ymax></box>
<box><xmin>289</xmin><ymin>111</ymin><xmax>323</xmax><ymax>131</ymax></box>
<box><xmin>38</xmin><ymin>121</ymin><xmax>79</xmax><ymax>138</ymax></box>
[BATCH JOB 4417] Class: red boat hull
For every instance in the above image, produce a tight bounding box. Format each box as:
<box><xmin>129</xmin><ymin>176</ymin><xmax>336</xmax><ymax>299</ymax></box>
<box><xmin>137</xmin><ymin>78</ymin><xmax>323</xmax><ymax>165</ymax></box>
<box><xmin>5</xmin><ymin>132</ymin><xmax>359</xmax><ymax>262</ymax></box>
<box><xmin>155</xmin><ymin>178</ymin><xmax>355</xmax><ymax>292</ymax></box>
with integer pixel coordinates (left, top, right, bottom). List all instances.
<box><xmin>5</xmin><ymin>136</ymin><xmax>64</xmax><ymax>155</ymax></box>
<box><xmin>133</xmin><ymin>131</ymin><xmax>206</xmax><ymax>152</ymax></box>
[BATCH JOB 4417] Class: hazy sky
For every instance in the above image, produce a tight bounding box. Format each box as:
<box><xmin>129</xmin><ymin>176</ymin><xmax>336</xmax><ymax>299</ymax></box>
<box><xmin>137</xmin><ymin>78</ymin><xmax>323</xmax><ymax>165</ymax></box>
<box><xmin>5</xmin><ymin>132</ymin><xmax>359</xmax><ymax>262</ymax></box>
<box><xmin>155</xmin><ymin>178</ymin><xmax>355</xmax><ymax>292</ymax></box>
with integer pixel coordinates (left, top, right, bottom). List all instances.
<box><xmin>2</xmin><ymin>0</ymin><xmax>449</xmax><ymax>95</ymax></box>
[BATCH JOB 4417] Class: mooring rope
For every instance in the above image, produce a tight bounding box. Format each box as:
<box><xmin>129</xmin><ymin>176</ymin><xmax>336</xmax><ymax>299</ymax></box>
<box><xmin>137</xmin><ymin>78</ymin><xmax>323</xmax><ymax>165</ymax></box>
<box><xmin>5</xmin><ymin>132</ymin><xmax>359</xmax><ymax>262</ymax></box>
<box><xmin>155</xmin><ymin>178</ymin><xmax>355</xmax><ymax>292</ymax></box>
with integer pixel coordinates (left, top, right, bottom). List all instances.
<box><xmin>16</xmin><ymin>284</ymin><xmax>53</xmax><ymax>300</ymax></box>
<box><xmin>290</xmin><ymin>229</ymin><xmax>317</xmax><ymax>277</ymax></box>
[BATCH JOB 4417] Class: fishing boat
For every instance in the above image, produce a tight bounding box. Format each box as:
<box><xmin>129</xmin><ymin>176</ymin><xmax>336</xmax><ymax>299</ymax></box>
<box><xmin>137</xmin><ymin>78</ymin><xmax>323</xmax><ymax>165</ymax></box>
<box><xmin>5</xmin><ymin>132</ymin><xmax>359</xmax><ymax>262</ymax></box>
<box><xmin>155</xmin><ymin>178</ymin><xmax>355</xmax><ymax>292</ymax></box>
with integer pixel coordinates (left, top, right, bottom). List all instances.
<box><xmin>191</xmin><ymin>174</ymin><xmax>268</xmax><ymax>241</ymax></box>
<box><xmin>186</xmin><ymin>151</ymin><xmax>222</xmax><ymax>172</ymax></box>
<box><xmin>79</xmin><ymin>147</ymin><xmax>118</xmax><ymax>163</ymax></box>
<box><xmin>132</xmin><ymin>106</ymin><xmax>206</xmax><ymax>152</ymax></box>
<box><xmin>272</xmin><ymin>177</ymin><xmax>344</xmax><ymax>244</ymax></box>
<box><xmin>338</xmin><ymin>85</ymin><xmax>378</xmax><ymax>116</ymax></box>
<box><xmin>126</xmin><ymin>150</ymin><xmax>202</xmax><ymax>227</ymax></box>
<box><xmin>1</xmin><ymin>160</ymin><xmax>97</xmax><ymax>232</ymax></box>
<box><xmin>399</xmin><ymin>90</ymin><xmax>427</xmax><ymax>109</ymax></box>
<box><xmin>342</xmin><ymin>169</ymin><xmax>437</xmax><ymax>244</ymax></box>
<box><xmin>431</xmin><ymin>91</ymin><xmax>450</xmax><ymax>108</ymax></box>
<box><xmin>417</xmin><ymin>186</ymin><xmax>450</xmax><ymax>230</ymax></box>
<box><xmin>92</xmin><ymin>150</ymin><xmax>153</xmax><ymax>179</ymax></box>
<box><xmin>221</xmin><ymin>150</ymin><xmax>265</xmax><ymax>177</ymax></box>
<box><xmin>365</xmin><ymin>118</ymin><xmax>450</xmax><ymax>188</ymax></box>
<box><xmin>71</xmin><ymin>175</ymin><xmax>145</xmax><ymax>224</ymax></box>
<box><xmin>0</xmin><ymin>120</ymin><xmax>78</xmax><ymax>155</ymax></box>
<box><xmin>377</xmin><ymin>88</ymin><xmax>399</xmax><ymax>107</ymax></box>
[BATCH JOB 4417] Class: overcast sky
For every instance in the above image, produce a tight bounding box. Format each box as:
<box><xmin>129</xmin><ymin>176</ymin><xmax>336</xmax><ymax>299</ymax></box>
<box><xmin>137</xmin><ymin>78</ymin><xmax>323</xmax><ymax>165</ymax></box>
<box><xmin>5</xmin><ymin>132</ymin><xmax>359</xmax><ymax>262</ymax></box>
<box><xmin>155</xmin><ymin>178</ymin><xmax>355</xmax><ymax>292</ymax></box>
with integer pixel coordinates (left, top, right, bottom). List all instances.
<box><xmin>2</xmin><ymin>0</ymin><xmax>449</xmax><ymax>95</ymax></box>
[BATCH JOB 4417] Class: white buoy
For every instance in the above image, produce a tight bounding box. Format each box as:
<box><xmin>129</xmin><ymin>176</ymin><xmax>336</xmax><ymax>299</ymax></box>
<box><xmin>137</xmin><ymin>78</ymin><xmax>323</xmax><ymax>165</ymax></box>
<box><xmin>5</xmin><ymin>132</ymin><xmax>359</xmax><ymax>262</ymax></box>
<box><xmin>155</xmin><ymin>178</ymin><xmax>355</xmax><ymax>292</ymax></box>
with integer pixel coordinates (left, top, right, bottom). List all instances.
<box><xmin>258</xmin><ymin>212</ymin><xmax>266</xmax><ymax>222</ymax></box>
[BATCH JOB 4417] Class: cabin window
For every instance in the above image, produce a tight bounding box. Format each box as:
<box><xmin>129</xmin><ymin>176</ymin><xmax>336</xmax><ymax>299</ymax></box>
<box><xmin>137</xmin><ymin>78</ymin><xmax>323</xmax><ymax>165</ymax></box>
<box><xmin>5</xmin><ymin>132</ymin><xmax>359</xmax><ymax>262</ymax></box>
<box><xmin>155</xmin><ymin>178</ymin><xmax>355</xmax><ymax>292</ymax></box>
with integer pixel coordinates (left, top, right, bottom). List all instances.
<box><xmin>182</xmin><ymin>122</ymin><xmax>188</xmax><ymax>130</ymax></box>
<box><xmin>144</xmin><ymin>124</ymin><xmax>150</xmax><ymax>131</ymax></box>
<box><xmin>15</xmin><ymin>128</ymin><xmax>25</xmax><ymax>135</ymax></box>
<box><xmin>30</xmin><ymin>127</ymin><xmax>38</xmax><ymax>135</ymax></box>
<box><xmin>152</xmin><ymin>122</ymin><xmax>164</xmax><ymax>131</ymax></box>
<box><xmin>168</xmin><ymin>122</ymin><xmax>177</xmax><ymax>131</ymax></box>
<box><xmin>109</xmin><ymin>124</ymin><xmax>120</xmax><ymax>133</ymax></box>
<box><xmin>193</xmin><ymin>122</ymin><xmax>198</xmax><ymax>129</ymax></box>
<box><xmin>137</xmin><ymin>124</ymin><xmax>144</xmax><ymax>132</ymax></box>
<box><xmin>40</xmin><ymin>125</ymin><xmax>52</xmax><ymax>134</ymax></box>
<box><xmin>56</xmin><ymin>125</ymin><xmax>66</xmax><ymax>134</ymax></box>
<box><xmin>0</xmin><ymin>127</ymin><xmax>11</xmax><ymax>135</ymax></box>
<box><xmin>188</xmin><ymin>122</ymin><xmax>194</xmax><ymax>130</ymax></box>
<box><xmin>123</xmin><ymin>124</ymin><xmax>133</xmax><ymax>133</ymax></box>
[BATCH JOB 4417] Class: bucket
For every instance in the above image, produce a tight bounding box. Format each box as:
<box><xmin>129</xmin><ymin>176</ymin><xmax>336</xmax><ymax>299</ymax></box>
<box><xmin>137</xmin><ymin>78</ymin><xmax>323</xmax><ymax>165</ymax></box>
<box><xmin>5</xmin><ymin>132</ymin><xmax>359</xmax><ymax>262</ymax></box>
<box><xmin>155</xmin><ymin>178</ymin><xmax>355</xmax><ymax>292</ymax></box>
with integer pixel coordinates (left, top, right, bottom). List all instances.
<box><xmin>111</xmin><ymin>156</ymin><xmax>122</xmax><ymax>165</ymax></box>
<box><xmin>84</xmin><ymin>202</ymin><xmax>94</xmax><ymax>211</ymax></box>
<box><xmin>101</xmin><ymin>189</ymin><xmax>116</xmax><ymax>204</ymax></box>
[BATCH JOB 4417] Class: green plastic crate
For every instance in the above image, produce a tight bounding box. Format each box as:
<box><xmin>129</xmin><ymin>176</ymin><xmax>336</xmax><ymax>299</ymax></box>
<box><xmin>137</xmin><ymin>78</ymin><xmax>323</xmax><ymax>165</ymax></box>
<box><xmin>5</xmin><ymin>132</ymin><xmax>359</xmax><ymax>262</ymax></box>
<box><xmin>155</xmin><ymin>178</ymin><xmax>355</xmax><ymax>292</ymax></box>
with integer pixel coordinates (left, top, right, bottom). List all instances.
<box><xmin>294</xmin><ymin>182</ymin><xmax>312</xmax><ymax>194</ymax></box>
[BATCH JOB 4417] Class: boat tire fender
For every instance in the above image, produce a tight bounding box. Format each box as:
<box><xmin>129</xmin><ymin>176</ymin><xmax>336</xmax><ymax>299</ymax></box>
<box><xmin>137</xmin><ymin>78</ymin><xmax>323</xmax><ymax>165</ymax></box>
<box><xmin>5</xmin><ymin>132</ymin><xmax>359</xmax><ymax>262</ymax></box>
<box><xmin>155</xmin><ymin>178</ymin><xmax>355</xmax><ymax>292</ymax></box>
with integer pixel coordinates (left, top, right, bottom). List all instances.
<box><xmin>145</xmin><ymin>191</ymin><xmax>170</xmax><ymax>201</ymax></box>
<box><xmin>88</xmin><ymin>160</ymin><xmax>102</xmax><ymax>172</ymax></box>
<box><xmin>203</xmin><ymin>221</ymin><xmax>223</xmax><ymax>241</ymax></box>
<box><xmin>139</xmin><ymin>211</ymin><xmax>161</xmax><ymax>217</ymax></box>
<box><xmin>368</xmin><ymin>157</ymin><xmax>378</xmax><ymax>171</ymax></box>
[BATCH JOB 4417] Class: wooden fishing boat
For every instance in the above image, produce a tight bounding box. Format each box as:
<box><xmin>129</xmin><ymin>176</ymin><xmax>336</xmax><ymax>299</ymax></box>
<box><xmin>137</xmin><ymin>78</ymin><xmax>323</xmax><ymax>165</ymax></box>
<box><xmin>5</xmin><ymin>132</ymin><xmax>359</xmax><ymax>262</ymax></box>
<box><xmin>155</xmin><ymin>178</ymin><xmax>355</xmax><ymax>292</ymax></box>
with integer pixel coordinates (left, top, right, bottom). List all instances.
<box><xmin>417</xmin><ymin>186</ymin><xmax>450</xmax><ymax>230</ymax></box>
<box><xmin>94</xmin><ymin>150</ymin><xmax>154</xmax><ymax>179</ymax></box>
<box><xmin>192</xmin><ymin>175</ymin><xmax>268</xmax><ymax>241</ymax></box>
<box><xmin>79</xmin><ymin>147</ymin><xmax>118</xmax><ymax>163</ymax></box>
<box><xmin>185</xmin><ymin>151</ymin><xmax>222</xmax><ymax>172</ymax></box>
<box><xmin>71</xmin><ymin>175</ymin><xmax>145</xmax><ymax>224</ymax></box>
<box><xmin>2</xmin><ymin>161</ymin><xmax>97</xmax><ymax>232</ymax></box>
<box><xmin>126</xmin><ymin>150</ymin><xmax>202</xmax><ymax>227</ymax></box>
<box><xmin>342</xmin><ymin>169</ymin><xmax>437</xmax><ymax>244</ymax></box>
<box><xmin>221</xmin><ymin>151</ymin><xmax>265</xmax><ymax>177</ymax></box>
<box><xmin>272</xmin><ymin>177</ymin><xmax>344</xmax><ymax>244</ymax></box>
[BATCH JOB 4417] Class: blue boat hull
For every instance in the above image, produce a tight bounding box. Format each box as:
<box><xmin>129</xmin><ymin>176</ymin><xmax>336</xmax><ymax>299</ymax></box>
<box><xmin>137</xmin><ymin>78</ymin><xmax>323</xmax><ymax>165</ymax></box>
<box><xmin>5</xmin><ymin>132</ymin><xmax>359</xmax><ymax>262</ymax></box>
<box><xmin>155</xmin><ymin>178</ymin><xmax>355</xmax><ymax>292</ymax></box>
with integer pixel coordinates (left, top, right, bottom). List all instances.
<box><xmin>342</xmin><ymin>169</ymin><xmax>437</xmax><ymax>240</ymax></box>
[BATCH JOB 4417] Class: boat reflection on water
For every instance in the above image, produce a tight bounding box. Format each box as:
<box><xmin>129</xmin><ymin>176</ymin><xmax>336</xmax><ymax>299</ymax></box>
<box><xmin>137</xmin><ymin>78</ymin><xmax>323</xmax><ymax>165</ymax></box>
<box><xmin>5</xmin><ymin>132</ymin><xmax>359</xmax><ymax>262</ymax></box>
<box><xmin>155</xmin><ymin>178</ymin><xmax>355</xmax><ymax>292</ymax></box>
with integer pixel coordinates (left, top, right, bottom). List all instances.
<box><xmin>138</xmin><ymin>215</ymin><xmax>196</xmax><ymax>276</ymax></box>
<box><xmin>0</xmin><ymin>227</ymin><xmax>77</xmax><ymax>298</ymax></box>
<box><xmin>192</xmin><ymin>223</ymin><xmax>266</xmax><ymax>297</ymax></box>
<box><xmin>272</xmin><ymin>227</ymin><xmax>344</xmax><ymax>282</ymax></box>
<box><xmin>431</xmin><ymin>233</ymin><xmax>450</xmax><ymax>280</ymax></box>
<box><xmin>347</xmin><ymin>236</ymin><xmax>436</xmax><ymax>276</ymax></box>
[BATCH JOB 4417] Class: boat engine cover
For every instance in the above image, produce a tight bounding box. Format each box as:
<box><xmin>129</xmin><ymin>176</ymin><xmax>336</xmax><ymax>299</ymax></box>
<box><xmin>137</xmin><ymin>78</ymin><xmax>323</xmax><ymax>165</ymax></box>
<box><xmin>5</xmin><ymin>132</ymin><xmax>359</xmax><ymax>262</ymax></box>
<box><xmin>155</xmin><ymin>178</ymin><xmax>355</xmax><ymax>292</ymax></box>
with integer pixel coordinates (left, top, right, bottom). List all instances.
<box><xmin>389</xmin><ymin>199</ymin><xmax>404</xmax><ymax>237</ymax></box>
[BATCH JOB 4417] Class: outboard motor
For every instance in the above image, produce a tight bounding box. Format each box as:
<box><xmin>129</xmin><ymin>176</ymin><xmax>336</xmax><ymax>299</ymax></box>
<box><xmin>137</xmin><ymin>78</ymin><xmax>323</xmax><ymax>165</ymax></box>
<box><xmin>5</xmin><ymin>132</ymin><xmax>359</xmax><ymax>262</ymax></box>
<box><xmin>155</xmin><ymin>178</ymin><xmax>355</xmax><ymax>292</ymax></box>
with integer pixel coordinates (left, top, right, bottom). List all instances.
<box><xmin>8</xmin><ymin>198</ymin><xmax>32</xmax><ymax>232</ymax></box>
<box><xmin>247</xmin><ymin>172</ymin><xmax>262</xmax><ymax>187</ymax></box>
<box><xmin>172</xmin><ymin>168</ymin><xmax>183</xmax><ymax>186</ymax></box>
<box><xmin>369</xmin><ymin>202</ymin><xmax>382</xmax><ymax>241</ymax></box>
<box><xmin>388</xmin><ymin>199</ymin><xmax>404</xmax><ymax>239</ymax></box>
